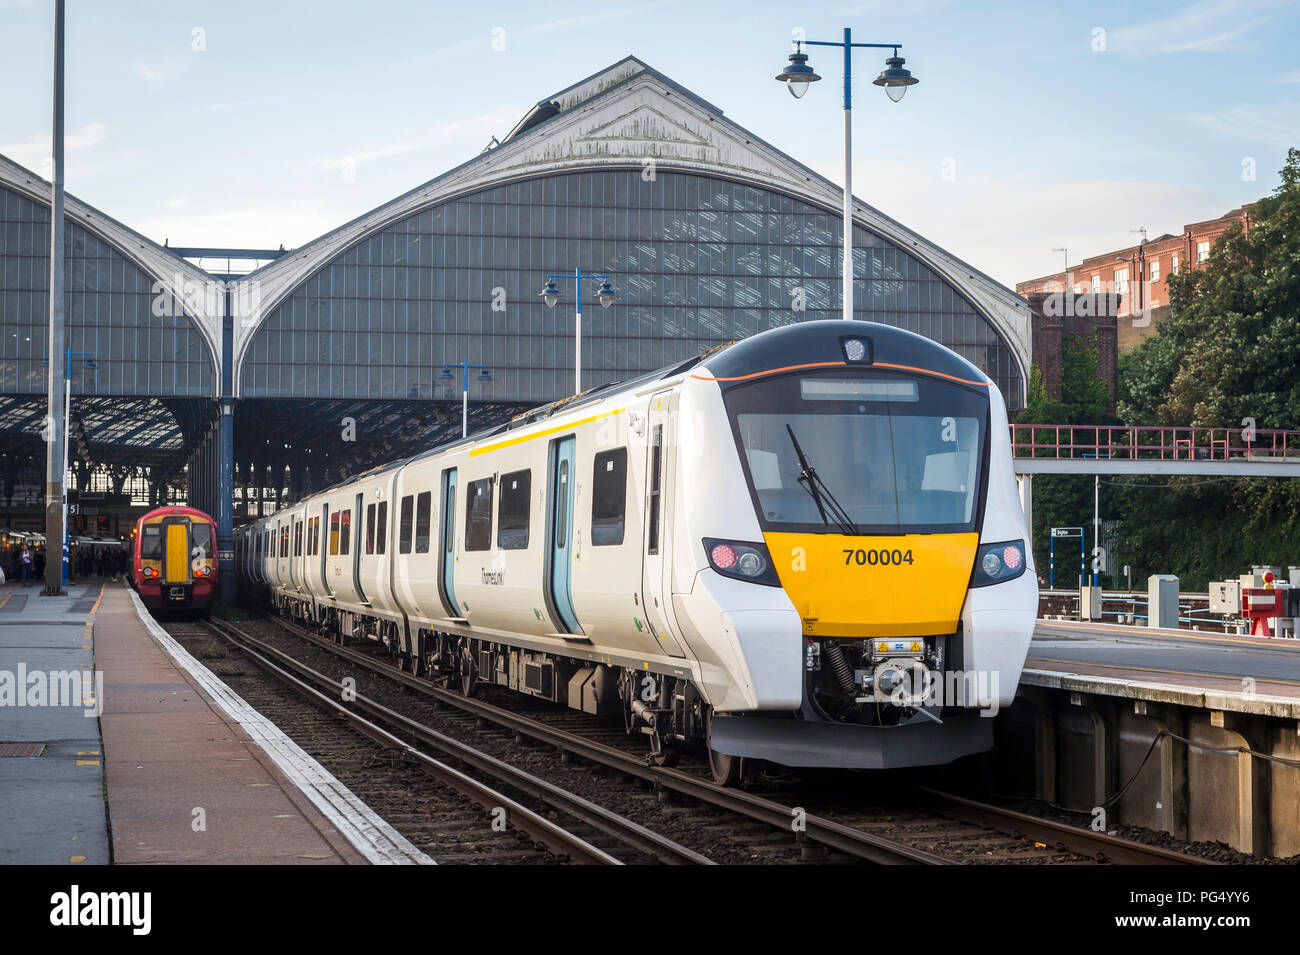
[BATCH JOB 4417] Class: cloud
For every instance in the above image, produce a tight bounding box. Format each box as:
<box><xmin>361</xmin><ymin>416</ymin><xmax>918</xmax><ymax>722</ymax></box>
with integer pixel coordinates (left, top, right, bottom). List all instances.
<box><xmin>133</xmin><ymin>61</ymin><xmax>165</xmax><ymax>84</ymax></box>
<box><xmin>1105</xmin><ymin>0</ymin><xmax>1277</xmax><ymax>55</ymax></box>
<box><xmin>295</xmin><ymin>111</ymin><xmax>515</xmax><ymax>176</ymax></box>
<box><xmin>0</xmin><ymin>122</ymin><xmax>109</xmax><ymax>171</ymax></box>
<box><xmin>160</xmin><ymin>98</ymin><xmax>282</xmax><ymax>121</ymax></box>
<box><xmin>1188</xmin><ymin>104</ymin><xmax>1300</xmax><ymax>148</ymax></box>
<box><xmin>134</xmin><ymin>199</ymin><xmax>342</xmax><ymax>251</ymax></box>
<box><xmin>1279</xmin><ymin>69</ymin><xmax>1300</xmax><ymax>83</ymax></box>
<box><xmin>806</xmin><ymin>156</ymin><xmax>1231</xmax><ymax>287</ymax></box>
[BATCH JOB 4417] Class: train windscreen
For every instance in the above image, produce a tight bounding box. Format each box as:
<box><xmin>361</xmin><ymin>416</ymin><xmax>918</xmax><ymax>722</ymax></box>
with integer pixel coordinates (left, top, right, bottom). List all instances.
<box><xmin>724</xmin><ymin>369</ymin><xmax>989</xmax><ymax>536</ymax></box>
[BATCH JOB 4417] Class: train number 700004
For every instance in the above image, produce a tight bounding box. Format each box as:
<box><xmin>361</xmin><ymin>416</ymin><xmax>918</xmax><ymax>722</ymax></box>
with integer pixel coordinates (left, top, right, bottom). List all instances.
<box><xmin>842</xmin><ymin>548</ymin><xmax>914</xmax><ymax>567</ymax></box>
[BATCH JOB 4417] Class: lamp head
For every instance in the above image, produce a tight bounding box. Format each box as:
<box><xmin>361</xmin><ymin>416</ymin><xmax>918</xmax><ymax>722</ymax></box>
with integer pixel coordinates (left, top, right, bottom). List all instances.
<box><xmin>776</xmin><ymin>50</ymin><xmax>821</xmax><ymax>99</ymax></box>
<box><xmin>596</xmin><ymin>280</ymin><xmax>618</xmax><ymax>309</ymax></box>
<box><xmin>540</xmin><ymin>279</ymin><xmax>561</xmax><ymax>308</ymax></box>
<box><xmin>873</xmin><ymin>52</ymin><xmax>918</xmax><ymax>102</ymax></box>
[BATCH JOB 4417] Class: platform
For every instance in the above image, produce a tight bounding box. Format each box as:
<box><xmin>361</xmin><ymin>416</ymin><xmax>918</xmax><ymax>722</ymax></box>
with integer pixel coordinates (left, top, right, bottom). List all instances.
<box><xmin>991</xmin><ymin>617</ymin><xmax>1300</xmax><ymax>858</ymax></box>
<box><xmin>0</xmin><ymin>578</ymin><xmax>431</xmax><ymax>865</ymax></box>
<box><xmin>0</xmin><ymin>578</ymin><xmax>109</xmax><ymax>864</ymax></box>
<box><xmin>1025</xmin><ymin>618</ymin><xmax>1300</xmax><ymax>716</ymax></box>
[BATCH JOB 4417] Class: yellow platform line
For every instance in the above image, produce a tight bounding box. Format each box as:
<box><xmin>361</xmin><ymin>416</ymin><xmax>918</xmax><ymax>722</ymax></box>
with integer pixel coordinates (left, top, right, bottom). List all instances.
<box><xmin>88</xmin><ymin>583</ymin><xmax>105</xmax><ymax>617</ymax></box>
<box><xmin>0</xmin><ymin>592</ymin><xmax>11</xmax><ymax>611</ymax></box>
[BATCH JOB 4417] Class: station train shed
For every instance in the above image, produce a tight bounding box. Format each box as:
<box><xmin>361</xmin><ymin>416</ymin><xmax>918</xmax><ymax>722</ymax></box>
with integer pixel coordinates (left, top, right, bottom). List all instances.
<box><xmin>0</xmin><ymin>56</ymin><xmax>1031</xmax><ymax>600</ymax></box>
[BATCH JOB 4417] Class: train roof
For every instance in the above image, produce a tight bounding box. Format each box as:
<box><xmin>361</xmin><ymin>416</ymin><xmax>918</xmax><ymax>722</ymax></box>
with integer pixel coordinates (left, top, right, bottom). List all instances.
<box><xmin>697</xmin><ymin>320</ymin><xmax>992</xmax><ymax>388</ymax></box>
<box><xmin>251</xmin><ymin>321</ymin><xmax>989</xmax><ymax>520</ymax></box>
<box><xmin>137</xmin><ymin>505</ymin><xmax>216</xmax><ymax>523</ymax></box>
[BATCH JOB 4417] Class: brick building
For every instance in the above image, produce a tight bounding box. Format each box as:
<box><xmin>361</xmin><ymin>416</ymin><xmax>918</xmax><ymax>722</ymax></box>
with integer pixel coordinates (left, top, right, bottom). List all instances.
<box><xmin>1025</xmin><ymin>292</ymin><xmax>1119</xmax><ymax>411</ymax></box>
<box><xmin>1016</xmin><ymin>205</ymin><xmax>1252</xmax><ymax>351</ymax></box>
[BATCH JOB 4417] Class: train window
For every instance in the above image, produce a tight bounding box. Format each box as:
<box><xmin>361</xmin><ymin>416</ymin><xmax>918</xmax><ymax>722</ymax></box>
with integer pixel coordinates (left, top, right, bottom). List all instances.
<box><xmin>556</xmin><ymin>462</ymin><xmax>568</xmax><ymax>549</ymax></box>
<box><xmin>376</xmin><ymin>501</ymin><xmax>388</xmax><ymax>554</ymax></box>
<box><xmin>365</xmin><ymin>503</ymin><xmax>376</xmax><ymax>555</ymax></box>
<box><xmin>497</xmin><ymin>470</ymin><xmax>531</xmax><ymax>550</ymax></box>
<box><xmin>281</xmin><ymin>523</ymin><xmax>289</xmax><ymax>558</ymax></box>
<box><xmin>647</xmin><ymin>426</ymin><xmax>662</xmax><ymax>554</ymax></box>
<box><xmin>329</xmin><ymin>512</ymin><xmax>340</xmax><ymax>555</ymax></box>
<box><xmin>415</xmin><ymin>492</ymin><xmax>432</xmax><ymax>554</ymax></box>
<box><xmin>399</xmin><ymin>495</ymin><xmax>414</xmax><ymax>554</ymax></box>
<box><xmin>294</xmin><ymin>521</ymin><xmax>303</xmax><ymax>557</ymax></box>
<box><xmin>592</xmin><ymin>449</ymin><xmax>627</xmax><ymax>546</ymax></box>
<box><xmin>339</xmin><ymin>509</ymin><xmax>352</xmax><ymax>555</ymax></box>
<box><xmin>465</xmin><ymin>479</ymin><xmax>493</xmax><ymax>551</ymax></box>
<box><xmin>141</xmin><ymin>525</ymin><xmax>162</xmax><ymax>560</ymax></box>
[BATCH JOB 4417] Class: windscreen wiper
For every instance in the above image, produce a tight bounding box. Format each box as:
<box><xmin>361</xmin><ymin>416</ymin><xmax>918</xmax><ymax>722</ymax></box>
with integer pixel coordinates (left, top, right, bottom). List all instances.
<box><xmin>786</xmin><ymin>425</ymin><xmax>856</xmax><ymax>535</ymax></box>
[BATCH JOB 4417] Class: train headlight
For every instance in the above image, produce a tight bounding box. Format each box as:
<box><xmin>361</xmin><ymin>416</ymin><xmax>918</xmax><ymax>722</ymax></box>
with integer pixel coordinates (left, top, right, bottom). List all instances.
<box><xmin>972</xmin><ymin>540</ymin><xmax>1027</xmax><ymax>587</ymax></box>
<box><xmin>704</xmin><ymin>538</ymin><xmax>780</xmax><ymax>587</ymax></box>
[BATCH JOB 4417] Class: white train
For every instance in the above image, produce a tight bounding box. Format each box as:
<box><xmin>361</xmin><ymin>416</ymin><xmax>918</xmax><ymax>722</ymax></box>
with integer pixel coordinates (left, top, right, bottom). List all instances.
<box><xmin>237</xmin><ymin>320</ymin><xmax>1037</xmax><ymax>783</ymax></box>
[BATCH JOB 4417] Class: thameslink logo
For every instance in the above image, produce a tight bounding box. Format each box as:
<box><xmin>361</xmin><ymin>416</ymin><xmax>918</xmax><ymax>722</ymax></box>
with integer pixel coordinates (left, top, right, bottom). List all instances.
<box><xmin>50</xmin><ymin>885</ymin><xmax>151</xmax><ymax>935</ymax></box>
<box><xmin>0</xmin><ymin>665</ymin><xmax>103</xmax><ymax>717</ymax></box>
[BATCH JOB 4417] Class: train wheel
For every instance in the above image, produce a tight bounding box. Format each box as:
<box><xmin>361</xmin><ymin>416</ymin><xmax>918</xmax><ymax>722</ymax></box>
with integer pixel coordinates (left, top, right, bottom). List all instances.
<box><xmin>458</xmin><ymin>646</ymin><xmax>478</xmax><ymax>698</ymax></box>
<box><xmin>650</xmin><ymin>738</ymin><xmax>682</xmax><ymax>768</ymax></box>
<box><xmin>705</xmin><ymin>708</ymin><xmax>741</xmax><ymax>787</ymax></box>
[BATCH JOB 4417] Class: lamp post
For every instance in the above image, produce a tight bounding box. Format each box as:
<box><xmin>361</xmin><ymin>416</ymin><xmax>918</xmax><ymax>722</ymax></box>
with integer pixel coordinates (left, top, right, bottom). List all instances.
<box><xmin>776</xmin><ymin>29</ymin><xmax>918</xmax><ymax>321</ymax></box>
<box><xmin>539</xmin><ymin>268</ymin><xmax>618</xmax><ymax>395</ymax></box>
<box><xmin>1052</xmin><ymin>247</ymin><xmax>1070</xmax><ymax>292</ymax></box>
<box><xmin>42</xmin><ymin>0</ymin><xmax>67</xmax><ymax>596</ymax></box>
<box><xmin>42</xmin><ymin>347</ymin><xmax>96</xmax><ymax>585</ymax></box>
<box><xmin>440</xmin><ymin>357</ymin><xmax>492</xmax><ymax>438</ymax></box>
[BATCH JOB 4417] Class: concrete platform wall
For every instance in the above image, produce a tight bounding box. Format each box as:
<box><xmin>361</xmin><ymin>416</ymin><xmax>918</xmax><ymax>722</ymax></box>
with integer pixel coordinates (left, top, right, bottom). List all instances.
<box><xmin>995</xmin><ymin>686</ymin><xmax>1300</xmax><ymax>858</ymax></box>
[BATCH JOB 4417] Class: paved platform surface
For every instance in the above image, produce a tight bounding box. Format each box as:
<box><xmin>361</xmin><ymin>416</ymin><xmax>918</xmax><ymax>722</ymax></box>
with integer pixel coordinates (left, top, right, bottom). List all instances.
<box><xmin>0</xmin><ymin>578</ymin><xmax>109</xmax><ymax>865</ymax></box>
<box><xmin>3</xmin><ymin>578</ymin><xmax>429</xmax><ymax>865</ymax></box>
<box><xmin>1025</xmin><ymin>617</ymin><xmax>1300</xmax><ymax>716</ymax></box>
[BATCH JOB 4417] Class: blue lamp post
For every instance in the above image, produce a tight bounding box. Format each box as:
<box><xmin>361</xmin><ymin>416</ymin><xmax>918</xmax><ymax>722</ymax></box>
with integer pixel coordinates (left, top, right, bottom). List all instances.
<box><xmin>539</xmin><ymin>268</ymin><xmax>618</xmax><ymax>395</ymax></box>
<box><xmin>776</xmin><ymin>29</ymin><xmax>918</xmax><ymax>321</ymax></box>
<box><xmin>440</xmin><ymin>357</ymin><xmax>493</xmax><ymax>438</ymax></box>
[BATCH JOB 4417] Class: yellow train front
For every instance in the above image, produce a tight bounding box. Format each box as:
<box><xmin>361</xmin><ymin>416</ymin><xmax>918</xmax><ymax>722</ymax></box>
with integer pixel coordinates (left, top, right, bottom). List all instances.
<box><xmin>674</xmin><ymin>320</ymin><xmax>1038</xmax><ymax>774</ymax></box>
<box><xmin>132</xmin><ymin>506</ymin><xmax>218</xmax><ymax>615</ymax></box>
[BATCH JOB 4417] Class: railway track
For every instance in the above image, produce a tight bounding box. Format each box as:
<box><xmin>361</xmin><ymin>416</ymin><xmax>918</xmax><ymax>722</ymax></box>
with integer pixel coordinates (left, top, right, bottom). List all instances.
<box><xmin>228</xmin><ymin>612</ymin><xmax>1214</xmax><ymax>865</ymax></box>
<box><xmin>191</xmin><ymin>617</ymin><xmax>710</xmax><ymax>864</ymax></box>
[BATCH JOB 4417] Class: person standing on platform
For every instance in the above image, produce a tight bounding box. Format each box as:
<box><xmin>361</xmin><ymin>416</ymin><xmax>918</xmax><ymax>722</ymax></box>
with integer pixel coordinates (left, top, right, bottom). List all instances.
<box><xmin>19</xmin><ymin>545</ymin><xmax>32</xmax><ymax>587</ymax></box>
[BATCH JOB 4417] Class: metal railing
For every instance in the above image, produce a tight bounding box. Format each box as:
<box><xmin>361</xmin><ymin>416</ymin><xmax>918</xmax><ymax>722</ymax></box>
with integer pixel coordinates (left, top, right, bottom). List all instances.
<box><xmin>1010</xmin><ymin>424</ymin><xmax>1300</xmax><ymax>462</ymax></box>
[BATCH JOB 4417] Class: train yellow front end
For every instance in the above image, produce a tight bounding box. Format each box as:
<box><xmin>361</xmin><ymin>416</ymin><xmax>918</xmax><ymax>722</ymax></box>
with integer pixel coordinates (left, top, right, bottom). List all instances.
<box><xmin>675</xmin><ymin>320</ymin><xmax>1037</xmax><ymax>770</ymax></box>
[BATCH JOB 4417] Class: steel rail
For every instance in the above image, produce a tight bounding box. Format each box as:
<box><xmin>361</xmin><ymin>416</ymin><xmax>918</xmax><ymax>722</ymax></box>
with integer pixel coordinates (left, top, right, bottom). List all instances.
<box><xmin>916</xmin><ymin>788</ymin><xmax>1219</xmax><ymax>866</ymax></box>
<box><xmin>199</xmin><ymin>618</ymin><xmax>623</xmax><ymax>865</ymax></box>
<box><xmin>268</xmin><ymin>616</ymin><xmax>952</xmax><ymax>865</ymax></box>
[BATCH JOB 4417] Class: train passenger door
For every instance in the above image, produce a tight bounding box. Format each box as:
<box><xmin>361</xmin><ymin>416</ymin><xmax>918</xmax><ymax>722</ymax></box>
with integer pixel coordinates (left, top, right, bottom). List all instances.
<box><xmin>318</xmin><ymin>503</ymin><xmax>332</xmax><ymax>597</ymax></box>
<box><xmin>438</xmin><ymin>468</ymin><xmax>461</xmax><ymax>617</ymax></box>
<box><xmin>162</xmin><ymin>516</ymin><xmax>190</xmax><ymax>585</ymax></box>
<box><xmin>545</xmin><ymin>436</ymin><xmax>582</xmax><ymax>634</ymax></box>
<box><xmin>641</xmin><ymin>392</ymin><xmax>686</xmax><ymax>657</ymax></box>
<box><xmin>352</xmin><ymin>492</ymin><xmax>367</xmax><ymax>603</ymax></box>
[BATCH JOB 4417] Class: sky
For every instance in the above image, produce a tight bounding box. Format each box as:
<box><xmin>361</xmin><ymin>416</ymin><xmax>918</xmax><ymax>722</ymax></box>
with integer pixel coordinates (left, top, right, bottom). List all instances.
<box><xmin>1</xmin><ymin>0</ymin><xmax>1297</xmax><ymax>287</ymax></box>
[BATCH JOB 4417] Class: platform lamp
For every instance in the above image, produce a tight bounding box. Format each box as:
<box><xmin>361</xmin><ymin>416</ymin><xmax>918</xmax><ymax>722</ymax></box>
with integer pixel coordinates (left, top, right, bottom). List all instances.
<box><xmin>539</xmin><ymin>268</ymin><xmax>618</xmax><ymax>395</ymax></box>
<box><xmin>441</xmin><ymin>358</ymin><xmax>492</xmax><ymax>439</ymax></box>
<box><xmin>776</xmin><ymin>29</ymin><xmax>918</xmax><ymax>321</ymax></box>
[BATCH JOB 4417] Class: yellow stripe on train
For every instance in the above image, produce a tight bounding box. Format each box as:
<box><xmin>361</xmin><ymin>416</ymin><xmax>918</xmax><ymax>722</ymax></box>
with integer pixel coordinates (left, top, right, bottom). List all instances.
<box><xmin>763</xmin><ymin>532</ymin><xmax>979</xmax><ymax>638</ymax></box>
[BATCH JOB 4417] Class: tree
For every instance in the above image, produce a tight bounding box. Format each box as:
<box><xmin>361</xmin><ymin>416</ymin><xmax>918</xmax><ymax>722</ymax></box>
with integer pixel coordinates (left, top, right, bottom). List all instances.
<box><xmin>1119</xmin><ymin>147</ymin><xmax>1300</xmax><ymax>427</ymax></box>
<box><xmin>1111</xmin><ymin>148</ymin><xmax>1300</xmax><ymax>589</ymax></box>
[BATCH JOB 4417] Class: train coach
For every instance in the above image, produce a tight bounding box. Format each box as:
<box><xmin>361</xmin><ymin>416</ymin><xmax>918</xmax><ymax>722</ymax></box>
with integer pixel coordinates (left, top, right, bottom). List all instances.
<box><xmin>237</xmin><ymin>320</ymin><xmax>1037</xmax><ymax>782</ymax></box>
<box><xmin>133</xmin><ymin>505</ymin><xmax>218</xmax><ymax>615</ymax></box>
